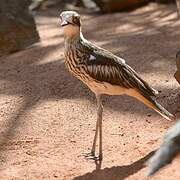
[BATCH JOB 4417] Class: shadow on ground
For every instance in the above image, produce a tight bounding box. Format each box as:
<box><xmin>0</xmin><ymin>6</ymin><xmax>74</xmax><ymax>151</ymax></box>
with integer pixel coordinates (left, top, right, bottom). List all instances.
<box><xmin>73</xmin><ymin>151</ymin><xmax>154</xmax><ymax>180</ymax></box>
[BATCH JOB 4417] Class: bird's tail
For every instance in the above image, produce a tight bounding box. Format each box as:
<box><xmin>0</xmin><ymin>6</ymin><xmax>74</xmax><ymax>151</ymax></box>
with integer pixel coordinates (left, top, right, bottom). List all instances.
<box><xmin>148</xmin><ymin>99</ymin><xmax>174</xmax><ymax>121</ymax></box>
<box><xmin>127</xmin><ymin>90</ymin><xmax>174</xmax><ymax>120</ymax></box>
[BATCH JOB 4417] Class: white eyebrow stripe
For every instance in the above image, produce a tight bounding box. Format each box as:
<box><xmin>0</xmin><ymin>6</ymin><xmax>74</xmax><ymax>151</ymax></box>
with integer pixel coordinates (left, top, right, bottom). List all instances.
<box><xmin>89</xmin><ymin>54</ymin><xmax>96</xmax><ymax>60</ymax></box>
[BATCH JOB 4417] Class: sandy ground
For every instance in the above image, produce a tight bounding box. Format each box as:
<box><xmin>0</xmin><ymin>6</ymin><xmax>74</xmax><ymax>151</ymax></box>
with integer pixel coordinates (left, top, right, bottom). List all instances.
<box><xmin>0</xmin><ymin>3</ymin><xmax>180</xmax><ymax>180</ymax></box>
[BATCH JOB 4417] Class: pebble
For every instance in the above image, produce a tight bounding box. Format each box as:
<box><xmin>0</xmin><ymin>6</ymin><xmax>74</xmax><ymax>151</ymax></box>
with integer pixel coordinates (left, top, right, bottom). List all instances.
<box><xmin>70</xmin><ymin>139</ymin><xmax>76</xmax><ymax>143</ymax></box>
<box><xmin>147</xmin><ymin>113</ymin><xmax>151</xmax><ymax>117</ymax></box>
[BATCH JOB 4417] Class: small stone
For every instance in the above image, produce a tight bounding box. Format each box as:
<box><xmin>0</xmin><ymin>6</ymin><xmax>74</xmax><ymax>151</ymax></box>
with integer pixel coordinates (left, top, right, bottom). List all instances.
<box><xmin>110</xmin><ymin>132</ymin><xmax>125</xmax><ymax>136</ymax></box>
<box><xmin>120</xmin><ymin>133</ymin><xmax>125</xmax><ymax>136</ymax></box>
<box><xmin>26</xmin><ymin>150</ymin><xmax>31</xmax><ymax>155</ymax></box>
<box><xmin>147</xmin><ymin>113</ymin><xmax>151</xmax><ymax>117</ymax></box>
<box><xmin>53</xmin><ymin>174</ymin><xmax>58</xmax><ymax>178</ymax></box>
<box><xmin>70</xmin><ymin>139</ymin><xmax>76</xmax><ymax>143</ymax></box>
<box><xmin>146</xmin><ymin>119</ymin><xmax>151</xmax><ymax>123</ymax></box>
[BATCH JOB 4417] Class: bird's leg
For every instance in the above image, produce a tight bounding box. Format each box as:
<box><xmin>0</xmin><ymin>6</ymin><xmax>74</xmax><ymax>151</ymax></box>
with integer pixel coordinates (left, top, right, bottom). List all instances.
<box><xmin>97</xmin><ymin>94</ymin><xmax>103</xmax><ymax>161</ymax></box>
<box><xmin>83</xmin><ymin>114</ymin><xmax>99</xmax><ymax>159</ymax></box>
<box><xmin>91</xmin><ymin>111</ymin><xmax>99</xmax><ymax>156</ymax></box>
<box><xmin>91</xmin><ymin>94</ymin><xmax>103</xmax><ymax>156</ymax></box>
<box><xmin>84</xmin><ymin>94</ymin><xmax>103</xmax><ymax>161</ymax></box>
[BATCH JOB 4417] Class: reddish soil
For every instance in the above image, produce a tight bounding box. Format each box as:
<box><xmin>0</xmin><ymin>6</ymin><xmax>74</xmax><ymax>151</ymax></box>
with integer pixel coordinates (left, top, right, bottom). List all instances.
<box><xmin>0</xmin><ymin>3</ymin><xmax>180</xmax><ymax>180</ymax></box>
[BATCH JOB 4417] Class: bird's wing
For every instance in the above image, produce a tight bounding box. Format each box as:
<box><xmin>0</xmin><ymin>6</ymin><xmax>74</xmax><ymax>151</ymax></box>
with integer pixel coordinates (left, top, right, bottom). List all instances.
<box><xmin>81</xmin><ymin>41</ymin><xmax>158</xmax><ymax>96</ymax></box>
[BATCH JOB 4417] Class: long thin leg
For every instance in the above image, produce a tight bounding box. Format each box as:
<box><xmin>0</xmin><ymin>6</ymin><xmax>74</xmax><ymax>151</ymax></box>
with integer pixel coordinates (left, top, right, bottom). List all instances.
<box><xmin>91</xmin><ymin>112</ymin><xmax>99</xmax><ymax>155</ymax></box>
<box><xmin>91</xmin><ymin>94</ymin><xmax>103</xmax><ymax>155</ymax></box>
<box><xmin>84</xmin><ymin>94</ymin><xmax>103</xmax><ymax>161</ymax></box>
<box><xmin>96</xmin><ymin>94</ymin><xmax>103</xmax><ymax>161</ymax></box>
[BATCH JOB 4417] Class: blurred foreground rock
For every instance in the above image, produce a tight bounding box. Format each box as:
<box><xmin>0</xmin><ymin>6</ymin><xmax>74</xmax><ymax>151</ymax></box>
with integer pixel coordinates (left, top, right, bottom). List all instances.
<box><xmin>146</xmin><ymin>121</ymin><xmax>180</xmax><ymax>176</ymax></box>
<box><xmin>0</xmin><ymin>0</ymin><xmax>39</xmax><ymax>57</ymax></box>
<box><xmin>174</xmin><ymin>72</ymin><xmax>180</xmax><ymax>84</ymax></box>
<box><xmin>175</xmin><ymin>51</ymin><xmax>180</xmax><ymax>84</ymax></box>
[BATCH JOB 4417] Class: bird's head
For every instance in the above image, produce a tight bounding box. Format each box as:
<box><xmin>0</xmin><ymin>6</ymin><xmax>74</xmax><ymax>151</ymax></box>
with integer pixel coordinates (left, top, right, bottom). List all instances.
<box><xmin>60</xmin><ymin>11</ymin><xmax>81</xmax><ymax>38</ymax></box>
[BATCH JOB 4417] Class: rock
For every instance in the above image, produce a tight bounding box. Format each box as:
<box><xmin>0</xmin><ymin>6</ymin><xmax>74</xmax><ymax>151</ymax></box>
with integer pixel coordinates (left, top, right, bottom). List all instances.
<box><xmin>93</xmin><ymin>0</ymin><xmax>148</xmax><ymax>13</ymax></box>
<box><xmin>174</xmin><ymin>71</ymin><xmax>180</xmax><ymax>84</ymax></box>
<box><xmin>146</xmin><ymin>121</ymin><xmax>180</xmax><ymax>176</ymax></box>
<box><xmin>0</xmin><ymin>0</ymin><xmax>40</xmax><ymax>57</ymax></box>
<box><xmin>176</xmin><ymin>51</ymin><xmax>180</xmax><ymax>69</ymax></box>
<box><xmin>29</xmin><ymin>0</ymin><xmax>43</xmax><ymax>11</ymax></box>
<box><xmin>175</xmin><ymin>51</ymin><xmax>180</xmax><ymax>84</ymax></box>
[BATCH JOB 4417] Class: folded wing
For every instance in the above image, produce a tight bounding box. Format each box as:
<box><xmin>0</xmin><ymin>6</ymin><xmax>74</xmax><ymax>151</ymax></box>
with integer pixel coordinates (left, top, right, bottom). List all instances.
<box><xmin>81</xmin><ymin>41</ymin><xmax>158</xmax><ymax>97</ymax></box>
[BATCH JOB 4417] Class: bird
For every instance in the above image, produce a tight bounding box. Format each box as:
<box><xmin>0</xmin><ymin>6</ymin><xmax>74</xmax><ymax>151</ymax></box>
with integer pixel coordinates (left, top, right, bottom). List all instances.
<box><xmin>146</xmin><ymin>120</ymin><xmax>180</xmax><ymax>176</ymax></box>
<box><xmin>59</xmin><ymin>11</ymin><xmax>174</xmax><ymax>161</ymax></box>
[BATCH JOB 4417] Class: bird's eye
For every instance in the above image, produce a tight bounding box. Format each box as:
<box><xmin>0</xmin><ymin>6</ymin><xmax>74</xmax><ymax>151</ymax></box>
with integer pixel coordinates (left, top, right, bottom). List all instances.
<box><xmin>74</xmin><ymin>16</ymin><xmax>79</xmax><ymax>20</ymax></box>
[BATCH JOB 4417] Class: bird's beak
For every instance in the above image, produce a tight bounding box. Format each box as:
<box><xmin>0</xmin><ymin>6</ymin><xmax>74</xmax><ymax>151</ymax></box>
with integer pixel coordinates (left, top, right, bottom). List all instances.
<box><xmin>61</xmin><ymin>19</ymin><xmax>69</xmax><ymax>27</ymax></box>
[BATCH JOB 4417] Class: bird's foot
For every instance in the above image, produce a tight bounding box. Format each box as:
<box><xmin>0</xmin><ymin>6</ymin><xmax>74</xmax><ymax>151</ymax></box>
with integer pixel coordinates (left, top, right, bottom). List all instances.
<box><xmin>82</xmin><ymin>152</ymin><xmax>102</xmax><ymax>161</ymax></box>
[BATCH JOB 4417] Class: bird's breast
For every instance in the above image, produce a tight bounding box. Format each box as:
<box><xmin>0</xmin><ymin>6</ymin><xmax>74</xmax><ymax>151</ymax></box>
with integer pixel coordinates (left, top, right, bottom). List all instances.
<box><xmin>64</xmin><ymin>50</ymin><xmax>91</xmax><ymax>83</ymax></box>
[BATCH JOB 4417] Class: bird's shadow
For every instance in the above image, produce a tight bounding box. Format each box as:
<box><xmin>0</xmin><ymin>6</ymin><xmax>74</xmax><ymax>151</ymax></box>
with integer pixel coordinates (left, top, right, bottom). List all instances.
<box><xmin>73</xmin><ymin>151</ymin><xmax>154</xmax><ymax>180</ymax></box>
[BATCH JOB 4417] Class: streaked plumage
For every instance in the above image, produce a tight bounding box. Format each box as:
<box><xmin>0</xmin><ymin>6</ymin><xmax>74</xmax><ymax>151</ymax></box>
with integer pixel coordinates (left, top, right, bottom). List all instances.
<box><xmin>60</xmin><ymin>11</ymin><xmax>174</xmax><ymax>161</ymax></box>
<box><xmin>146</xmin><ymin>121</ymin><xmax>180</xmax><ymax>176</ymax></box>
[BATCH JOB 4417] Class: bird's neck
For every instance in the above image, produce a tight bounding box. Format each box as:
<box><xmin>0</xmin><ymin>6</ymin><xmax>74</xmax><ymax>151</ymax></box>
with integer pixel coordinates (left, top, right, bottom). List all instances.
<box><xmin>65</xmin><ymin>31</ymin><xmax>84</xmax><ymax>49</ymax></box>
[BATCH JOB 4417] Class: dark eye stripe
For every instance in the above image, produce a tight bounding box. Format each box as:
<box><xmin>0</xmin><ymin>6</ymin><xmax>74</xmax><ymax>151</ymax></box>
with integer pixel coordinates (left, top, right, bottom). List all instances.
<box><xmin>73</xmin><ymin>16</ymin><xmax>81</xmax><ymax>26</ymax></box>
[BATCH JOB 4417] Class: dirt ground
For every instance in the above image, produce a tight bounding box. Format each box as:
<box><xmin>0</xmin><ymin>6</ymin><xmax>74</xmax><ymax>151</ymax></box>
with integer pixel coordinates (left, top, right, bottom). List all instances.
<box><xmin>0</xmin><ymin>2</ymin><xmax>180</xmax><ymax>180</ymax></box>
